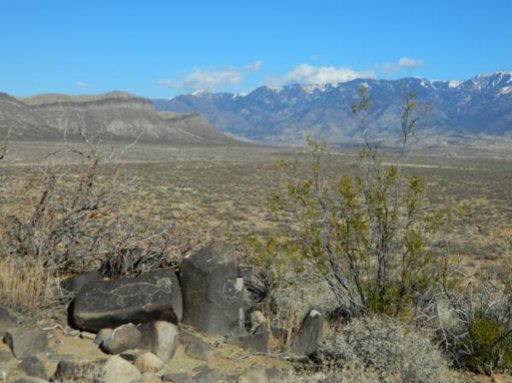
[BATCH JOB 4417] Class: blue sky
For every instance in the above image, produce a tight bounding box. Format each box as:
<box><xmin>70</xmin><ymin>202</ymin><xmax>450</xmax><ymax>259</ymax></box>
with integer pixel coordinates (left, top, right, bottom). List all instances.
<box><xmin>1</xmin><ymin>0</ymin><xmax>511</xmax><ymax>98</ymax></box>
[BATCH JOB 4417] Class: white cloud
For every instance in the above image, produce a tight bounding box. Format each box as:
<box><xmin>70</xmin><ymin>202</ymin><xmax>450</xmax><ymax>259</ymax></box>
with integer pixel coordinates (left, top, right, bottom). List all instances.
<box><xmin>246</xmin><ymin>59</ymin><xmax>263</xmax><ymax>72</ymax></box>
<box><xmin>275</xmin><ymin>64</ymin><xmax>375</xmax><ymax>86</ymax></box>
<box><xmin>398</xmin><ymin>57</ymin><xmax>424</xmax><ymax>68</ymax></box>
<box><xmin>159</xmin><ymin>60</ymin><xmax>263</xmax><ymax>92</ymax></box>
<box><xmin>75</xmin><ymin>81</ymin><xmax>91</xmax><ymax>88</ymax></box>
<box><xmin>381</xmin><ymin>57</ymin><xmax>425</xmax><ymax>75</ymax></box>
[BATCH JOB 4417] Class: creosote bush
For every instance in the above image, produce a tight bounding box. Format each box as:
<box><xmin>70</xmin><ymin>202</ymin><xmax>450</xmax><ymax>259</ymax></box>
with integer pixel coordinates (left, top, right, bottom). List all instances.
<box><xmin>249</xmin><ymin>88</ymin><xmax>446</xmax><ymax>319</ymax></box>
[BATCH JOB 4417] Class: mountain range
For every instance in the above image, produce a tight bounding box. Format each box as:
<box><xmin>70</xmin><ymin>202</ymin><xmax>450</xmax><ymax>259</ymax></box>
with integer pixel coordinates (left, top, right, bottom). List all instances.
<box><xmin>154</xmin><ymin>71</ymin><xmax>512</xmax><ymax>145</ymax></box>
<box><xmin>2</xmin><ymin>71</ymin><xmax>510</xmax><ymax>147</ymax></box>
<box><xmin>0</xmin><ymin>91</ymin><xmax>238</xmax><ymax>145</ymax></box>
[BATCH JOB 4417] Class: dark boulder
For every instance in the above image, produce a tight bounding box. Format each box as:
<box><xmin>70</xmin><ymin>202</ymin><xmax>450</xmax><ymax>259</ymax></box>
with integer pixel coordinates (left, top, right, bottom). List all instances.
<box><xmin>70</xmin><ymin>269</ymin><xmax>182</xmax><ymax>332</ymax></box>
<box><xmin>181</xmin><ymin>244</ymin><xmax>244</xmax><ymax>336</ymax></box>
<box><xmin>291</xmin><ymin>309</ymin><xmax>323</xmax><ymax>356</ymax></box>
<box><xmin>60</xmin><ymin>271</ymin><xmax>102</xmax><ymax>295</ymax></box>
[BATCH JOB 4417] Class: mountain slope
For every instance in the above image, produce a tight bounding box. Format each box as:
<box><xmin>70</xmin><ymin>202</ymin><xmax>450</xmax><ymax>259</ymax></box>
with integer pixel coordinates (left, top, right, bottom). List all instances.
<box><xmin>0</xmin><ymin>91</ymin><xmax>240</xmax><ymax>145</ymax></box>
<box><xmin>154</xmin><ymin>72</ymin><xmax>512</xmax><ymax>144</ymax></box>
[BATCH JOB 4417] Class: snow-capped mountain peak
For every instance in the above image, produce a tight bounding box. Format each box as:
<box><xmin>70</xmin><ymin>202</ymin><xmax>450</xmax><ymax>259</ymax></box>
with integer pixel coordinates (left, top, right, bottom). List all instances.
<box><xmin>155</xmin><ymin>71</ymin><xmax>512</xmax><ymax>143</ymax></box>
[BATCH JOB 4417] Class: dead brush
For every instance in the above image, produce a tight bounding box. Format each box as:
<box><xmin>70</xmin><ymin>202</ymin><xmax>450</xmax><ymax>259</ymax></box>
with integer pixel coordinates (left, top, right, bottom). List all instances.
<box><xmin>0</xmin><ymin>130</ymin><xmax>179</xmax><ymax>309</ymax></box>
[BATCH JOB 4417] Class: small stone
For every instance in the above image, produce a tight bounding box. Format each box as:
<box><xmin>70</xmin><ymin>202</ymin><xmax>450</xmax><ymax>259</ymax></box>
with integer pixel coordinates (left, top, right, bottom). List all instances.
<box><xmin>47</xmin><ymin>353</ymin><xmax>75</xmax><ymax>362</ymax></box>
<box><xmin>265</xmin><ymin>367</ymin><xmax>282</xmax><ymax>381</ymax></box>
<box><xmin>18</xmin><ymin>357</ymin><xmax>47</xmax><ymax>379</ymax></box>
<box><xmin>0</xmin><ymin>350</ymin><xmax>12</xmax><ymax>363</ymax></box>
<box><xmin>193</xmin><ymin>368</ymin><xmax>223</xmax><ymax>383</ymax></box>
<box><xmin>141</xmin><ymin>373</ymin><xmax>161</xmax><ymax>383</ymax></box>
<box><xmin>184</xmin><ymin>340</ymin><xmax>214</xmax><ymax>362</ymax></box>
<box><xmin>79</xmin><ymin>331</ymin><xmax>97</xmax><ymax>340</ymax></box>
<box><xmin>164</xmin><ymin>372</ymin><xmax>192</xmax><ymax>383</ymax></box>
<box><xmin>228</xmin><ymin>330</ymin><xmax>269</xmax><ymax>353</ymax></box>
<box><xmin>192</xmin><ymin>364</ymin><xmax>210</xmax><ymax>373</ymax></box>
<box><xmin>65</xmin><ymin>329</ymin><xmax>80</xmax><ymax>337</ymax></box>
<box><xmin>95</xmin><ymin>329</ymin><xmax>114</xmax><ymax>345</ymax></box>
<box><xmin>13</xmin><ymin>378</ymin><xmax>49</xmax><ymax>383</ymax></box>
<box><xmin>135</xmin><ymin>352</ymin><xmax>163</xmax><ymax>373</ymax></box>
<box><xmin>179</xmin><ymin>329</ymin><xmax>201</xmax><ymax>345</ymax></box>
<box><xmin>4</xmin><ymin>328</ymin><xmax>48</xmax><ymax>359</ymax></box>
<box><xmin>100</xmin><ymin>323</ymin><xmax>142</xmax><ymax>354</ymax></box>
<box><xmin>138</xmin><ymin>321</ymin><xmax>179</xmax><ymax>363</ymax></box>
<box><xmin>52</xmin><ymin>359</ymin><xmax>103</xmax><ymax>381</ymax></box>
<box><xmin>238</xmin><ymin>366</ymin><xmax>282</xmax><ymax>383</ymax></box>
<box><xmin>161</xmin><ymin>372</ymin><xmax>192</xmax><ymax>383</ymax></box>
<box><xmin>0</xmin><ymin>308</ymin><xmax>16</xmax><ymax>338</ymax></box>
<box><xmin>119</xmin><ymin>350</ymin><xmax>141</xmax><ymax>362</ymax></box>
<box><xmin>97</xmin><ymin>355</ymin><xmax>142</xmax><ymax>383</ymax></box>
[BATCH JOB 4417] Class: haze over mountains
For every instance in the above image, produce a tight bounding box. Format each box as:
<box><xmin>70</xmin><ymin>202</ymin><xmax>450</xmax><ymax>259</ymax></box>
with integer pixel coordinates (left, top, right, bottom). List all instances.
<box><xmin>0</xmin><ymin>91</ymin><xmax>239</xmax><ymax>145</ymax></box>
<box><xmin>154</xmin><ymin>71</ymin><xmax>512</xmax><ymax>145</ymax></box>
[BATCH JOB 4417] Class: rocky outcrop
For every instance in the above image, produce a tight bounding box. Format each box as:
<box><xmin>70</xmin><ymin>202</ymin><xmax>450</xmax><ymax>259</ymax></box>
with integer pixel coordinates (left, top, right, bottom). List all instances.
<box><xmin>0</xmin><ymin>91</ymin><xmax>241</xmax><ymax>145</ymax></box>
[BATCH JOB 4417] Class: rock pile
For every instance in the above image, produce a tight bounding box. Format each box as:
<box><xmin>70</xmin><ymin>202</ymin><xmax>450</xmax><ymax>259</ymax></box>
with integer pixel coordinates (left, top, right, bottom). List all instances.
<box><xmin>0</xmin><ymin>243</ymin><xmax>323</xmax><ymax>382</ymax></box>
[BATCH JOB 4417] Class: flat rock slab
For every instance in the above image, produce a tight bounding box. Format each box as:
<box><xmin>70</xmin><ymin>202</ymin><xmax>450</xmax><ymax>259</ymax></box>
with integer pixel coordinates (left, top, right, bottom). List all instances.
<box><xmin>4</xmin><ymin>328</ymin><xmax>48</xmax><ymax>359</ymax></box>
<box><xmin>71</xmin><ymin>269</ymin><xmax>182</xmax><ymax>332</ymax></box>
<box><xmin>181</xmin><ymin>244</ymin><xmax>243</xmax><ymax>336</ymax></box>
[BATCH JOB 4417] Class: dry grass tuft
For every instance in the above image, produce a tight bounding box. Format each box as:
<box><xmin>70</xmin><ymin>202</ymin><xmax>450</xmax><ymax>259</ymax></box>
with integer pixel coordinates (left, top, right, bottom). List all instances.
<box><xmin>0</xmin><ymin>255</ymin><xmax>57</xmax><ymax>310</ymax></box>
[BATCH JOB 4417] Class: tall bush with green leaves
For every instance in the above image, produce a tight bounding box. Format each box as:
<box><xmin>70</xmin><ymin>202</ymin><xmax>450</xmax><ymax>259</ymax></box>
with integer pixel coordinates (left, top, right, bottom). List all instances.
<box><xmin>256</xmin><ymin>87</ymin><xmax>445</xmax><ymax>318</ymax></box>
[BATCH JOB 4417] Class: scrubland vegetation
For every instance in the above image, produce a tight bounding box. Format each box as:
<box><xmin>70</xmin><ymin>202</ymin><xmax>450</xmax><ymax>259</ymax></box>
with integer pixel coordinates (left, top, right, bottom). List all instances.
<box><xmin>1</xmin><ymin>93</ymin><xmax>512</xmax><ymax>381</ymax></box>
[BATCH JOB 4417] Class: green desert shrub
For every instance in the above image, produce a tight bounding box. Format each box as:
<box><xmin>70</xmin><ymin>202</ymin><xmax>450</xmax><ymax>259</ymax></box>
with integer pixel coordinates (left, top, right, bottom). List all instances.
<box><xmin>318</xmin><ymin>317</ymin><xmax>454</xmax><ymax>383</ymax></box>
<box><xmin>251</xmin><ymin>88</ymin><xmax>447</xmax><ymax>319</ymax></box>
<box><xmin>441</xmin><ymin>272</ymin><xmax>512</xmax><ymax>375</ymax></box>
